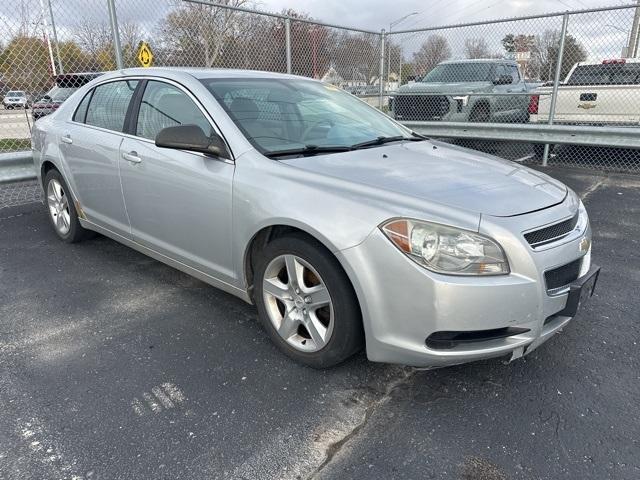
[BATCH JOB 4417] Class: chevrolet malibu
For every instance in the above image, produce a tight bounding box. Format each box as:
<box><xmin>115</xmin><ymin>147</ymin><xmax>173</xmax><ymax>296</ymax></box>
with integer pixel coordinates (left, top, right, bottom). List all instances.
<box><xmin>32</xmin><ymin>68</ymin><xmax>599</xmax><ymax>368</ymax></box>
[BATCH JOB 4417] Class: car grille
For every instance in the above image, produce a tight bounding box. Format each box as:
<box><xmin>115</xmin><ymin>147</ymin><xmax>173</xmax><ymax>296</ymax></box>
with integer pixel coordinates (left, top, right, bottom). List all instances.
<box><xmin>524</xmin><ymin>212</ymin><xmax>579</xmax><ymax>248</ymax></box>
<box><xmin>393</xmin><ymin>95</ymin><xmax>450</xmax><ymax>121</ymax></box>
<box><xmin>545</xmin><ymin>258</ymin><xmax>582</xmax><ymax>293</ymax></box>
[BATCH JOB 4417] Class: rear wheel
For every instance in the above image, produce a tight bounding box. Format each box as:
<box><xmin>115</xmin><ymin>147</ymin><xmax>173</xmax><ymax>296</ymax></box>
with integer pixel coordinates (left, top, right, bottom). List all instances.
<box><xmin>254</xmin><ymin>234</ymin><xmax>363</xmax><ymax>368</ymax></box>
<box><xmin>44</xmin><ymin>169</ymin><xmax>94</xmax><ymax>243</ymax></box>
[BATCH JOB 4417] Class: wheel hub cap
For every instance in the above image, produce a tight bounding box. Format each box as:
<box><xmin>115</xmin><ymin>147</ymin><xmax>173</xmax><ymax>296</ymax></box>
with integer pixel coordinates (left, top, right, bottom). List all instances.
<box><xmin>262</xmin><ymin>254</ymin><xmax>334</xmax><ymax>353</ymax></box>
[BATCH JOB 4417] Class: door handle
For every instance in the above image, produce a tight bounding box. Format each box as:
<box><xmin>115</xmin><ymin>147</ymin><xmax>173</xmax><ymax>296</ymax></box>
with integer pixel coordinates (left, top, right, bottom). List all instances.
<box><xmin>60</xmin><ymin>135</ymin><xmax>73</xmax><ymax>144</ymax></box>
<box><xmin>122</xmin><ymin>151</ymin><xmax>142</xmax><ymax>164</ymax></box>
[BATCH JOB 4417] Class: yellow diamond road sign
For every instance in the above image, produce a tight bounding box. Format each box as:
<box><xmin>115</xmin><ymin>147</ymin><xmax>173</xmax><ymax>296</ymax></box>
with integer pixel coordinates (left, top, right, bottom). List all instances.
<box><xmin>137</xmin><ymin>42</ymin><xmax>154</xmax><ymax>68</ymax></box>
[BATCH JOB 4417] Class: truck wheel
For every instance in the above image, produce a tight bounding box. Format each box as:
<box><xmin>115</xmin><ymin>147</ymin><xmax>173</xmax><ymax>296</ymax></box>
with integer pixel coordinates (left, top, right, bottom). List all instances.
<box><xmin>470</xmin><ymin>103</ymin><xmax>491</xmax><ymax>123</ymax></box>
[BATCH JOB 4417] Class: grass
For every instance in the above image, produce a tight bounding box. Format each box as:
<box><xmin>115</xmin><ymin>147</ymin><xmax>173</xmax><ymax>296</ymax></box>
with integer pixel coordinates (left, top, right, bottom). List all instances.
<box><xmin>0</xmin><ymin>138</ymin><xmax>31</xmax><ymax>152</ymax></box>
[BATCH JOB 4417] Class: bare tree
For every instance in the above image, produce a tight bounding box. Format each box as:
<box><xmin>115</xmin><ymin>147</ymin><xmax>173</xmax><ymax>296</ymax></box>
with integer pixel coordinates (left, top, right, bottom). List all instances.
<box><xmin>413</xmin><ymin>35</ymin><xmax>451</xmax><ymax>75</ymax></box>
<box><xmin>160</xmin><ymin>0</ymin><xmax>249</xmax><ymax>67</ymax></box>
<box><xmin>74</xmin><ymin>19</ymin><xmax>112</xmax><ymax>59</ymax></box>
<box><xmin>464</xmin><ymin>38</ymin><xmax>491</xmax><ymax>59</ymax></box>
<box><xmin>529</xmin><ymin>30</ymin><xmax>587</xmax><ymax>80</ymax></box>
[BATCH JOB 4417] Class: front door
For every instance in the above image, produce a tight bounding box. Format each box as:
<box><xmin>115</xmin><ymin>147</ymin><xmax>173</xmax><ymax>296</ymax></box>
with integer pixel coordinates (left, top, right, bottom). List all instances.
<box><xmin>118</xmin><ymin>80</ymin><xmax>236</xmax><ymax>283</ymax></box>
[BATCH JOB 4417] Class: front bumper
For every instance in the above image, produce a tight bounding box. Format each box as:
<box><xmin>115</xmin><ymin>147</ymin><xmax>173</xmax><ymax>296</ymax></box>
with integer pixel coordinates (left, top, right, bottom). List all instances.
<box><xmin>336</xmin><ymin>201</ymin><xmax>594</xmax><ymax>367</ymax></box>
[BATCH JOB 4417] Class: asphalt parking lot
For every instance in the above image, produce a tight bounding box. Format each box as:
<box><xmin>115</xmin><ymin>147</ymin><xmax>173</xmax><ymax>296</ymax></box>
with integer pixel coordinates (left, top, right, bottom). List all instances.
<box><xmin>0</xmin><ymin>166</ymin><xmax>638</xmax><ymax>480</ymax></box>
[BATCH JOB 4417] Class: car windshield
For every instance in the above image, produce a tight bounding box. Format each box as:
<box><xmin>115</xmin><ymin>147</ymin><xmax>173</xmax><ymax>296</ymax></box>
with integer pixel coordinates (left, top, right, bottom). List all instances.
<box><xmin>421</xmin><ymin>63</ymin><xmax>494</xmax><ymax>83</ymax></box>
<box><xmin>42</xmin><ymin>86</ymin><xmax>76</xmax><ymax>102</ymax></box>
<box><xmin>7</xmin><ymin>91</ymin><xmax>25</xmax><ymax>97</ymax></box>
<box><xmin>200</xmin><ymin>77</ymin><xmax>415</xmax><ymax>155</ymax></box>
<box><xmin>566</xmin><ymin>63</ymin><xmax>640</xmax><ymax>86</ymax></box>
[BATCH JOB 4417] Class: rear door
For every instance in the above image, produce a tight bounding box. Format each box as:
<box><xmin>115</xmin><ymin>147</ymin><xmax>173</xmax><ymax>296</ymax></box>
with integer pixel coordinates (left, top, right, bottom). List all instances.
<box><xmin>60</xmin><ymin>79</ymin><xmax>139</xmax><ymax>236</ymax></box>
<box><xmin>118</xmin><ymin>79</ymin><xmax>236</xmax><ymax>283</ymax></box>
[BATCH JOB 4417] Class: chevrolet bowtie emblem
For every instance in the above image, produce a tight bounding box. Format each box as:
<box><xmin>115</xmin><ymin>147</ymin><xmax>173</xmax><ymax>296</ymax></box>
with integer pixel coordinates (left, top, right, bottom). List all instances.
<box><xmin>577</xmin><ymin>103</ymin><xmax>596</xmax><ymax>109</ymax></box>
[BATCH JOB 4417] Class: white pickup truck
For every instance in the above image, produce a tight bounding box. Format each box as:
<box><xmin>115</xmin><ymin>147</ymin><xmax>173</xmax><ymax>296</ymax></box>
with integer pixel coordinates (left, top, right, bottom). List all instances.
<box><xmin>528</xmin><ymin>58</ymin><xmax>640</xmax><ymax>155</ymax></box>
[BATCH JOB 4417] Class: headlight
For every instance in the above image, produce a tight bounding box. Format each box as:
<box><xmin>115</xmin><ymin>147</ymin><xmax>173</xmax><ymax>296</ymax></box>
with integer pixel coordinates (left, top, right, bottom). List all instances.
<box><xmin>381</xmin><ymin>219</ymin><xmax>509</xmax><ymax>275</ymax></box>
<box><xmin>575</xmin><ymin>200</ymin><xmax>589</xmax><ymax>233</ymax></box>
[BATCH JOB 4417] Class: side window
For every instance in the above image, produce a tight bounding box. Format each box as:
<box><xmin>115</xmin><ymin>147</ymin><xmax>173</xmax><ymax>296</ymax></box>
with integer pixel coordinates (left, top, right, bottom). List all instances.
<box><xmin>73</xmin><ymin>91</ymin><xmax>92</xmax><ymax>123</ymax></box>
<box><xmin>136</xmin><ymin>81</ymin><xmax>213</xmax><ymax>141</ymax></box>
<box><xmin>85</xmin><ymin>80</ymin><xmax>138</xmax><ymax>132</ymax></box>
<box><xmin>510</xmin><ymin>65</ymin><xmax>520</xmax><ymax>83</ymax></box>
<box><xmin>495</xmin><ymin>65</ymin><xmax>508</xmax><ymax>80</ymax></box>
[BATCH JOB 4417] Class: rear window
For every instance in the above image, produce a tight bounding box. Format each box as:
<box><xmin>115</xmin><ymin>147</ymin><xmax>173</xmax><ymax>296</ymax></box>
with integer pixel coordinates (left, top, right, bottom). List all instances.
<box><xmin>566</xmin><ymin>63</ymin><xmax>640</xmax><ymax>86</ymax></box>
<box><xmin>7</xmin><ymin>91</ymin><xmax>25</xmax><ymax>97</ymax></box>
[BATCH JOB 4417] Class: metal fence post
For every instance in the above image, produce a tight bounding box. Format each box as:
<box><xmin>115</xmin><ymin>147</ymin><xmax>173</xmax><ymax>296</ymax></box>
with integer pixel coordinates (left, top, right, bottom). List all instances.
<box><xmin>107</xmin><ymin>0</ymin><xmax>124</xmax><ymax>70</ymax></box>
<box><xmin>45</xmin><ymin>0</ymin><xmax>63</xmax><ymax>74</ymax></box>
<box><xmin>379</xmin><ymin>29</ymin><xmax>386</xmax><ymax>109</ymax></box>
<box><xmin>285</xmin><ymin>18</ymin><xmax>292</xmax><ymax>74</ymax></box>
<box><xmin>543</xmin><ymin>12</ymin><xmax>569</xmax><ymax>166</ymax></box>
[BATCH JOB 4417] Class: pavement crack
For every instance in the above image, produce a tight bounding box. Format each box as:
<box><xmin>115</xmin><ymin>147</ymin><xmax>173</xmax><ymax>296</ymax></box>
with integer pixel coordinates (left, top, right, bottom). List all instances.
<box><xmin>307</xmin><ymin>367</ymin><xmax>416</xmax><ymax>480</ymax></box>
<box><xmin>580</xmin><ymin>175</ymin><xmax>608</xmax><ymax>203</ymax></box>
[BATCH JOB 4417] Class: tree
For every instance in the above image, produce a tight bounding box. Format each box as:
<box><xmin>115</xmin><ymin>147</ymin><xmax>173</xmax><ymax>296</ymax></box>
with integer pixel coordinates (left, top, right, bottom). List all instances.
<box><xmin>159</xmin><ymin>0</ymin><xmax>249</xmax><ymax>67</ymax></box>
<box><xmin>0</xmin><ymin>36</ymin><xmax>52</xmax><ymax>93</ymax></box>
<box><xmin>73</xmin><ymin>19</ymin><xmax>112</xmax><ymax>71</ymax></box>
<box><xmin>413</xmin><ymin>35</ymin><xmax>451</xmax><ymax>76</ymax></box>
<box><xmin>464</xmin><ymin>38</ymin><xmax>491</xmax><ymax>59</ymax></box>
<box><xmin>529</xmin><ymin>30</ymin><xmax>587</xmax><ymax>81</ymax></box>
<box><xmin>501</xmin><ymin>33</ymin><xmax>534</xmax><ymax>54</ymax></box>
<box><xmin>58</xmin><ymin>41</ymin><xmax>91</xmax><ymax>73</ymax></box>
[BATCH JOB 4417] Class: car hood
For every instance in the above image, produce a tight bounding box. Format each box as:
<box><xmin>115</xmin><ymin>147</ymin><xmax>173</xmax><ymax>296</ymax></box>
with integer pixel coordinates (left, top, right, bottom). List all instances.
<box><xmin>281</xmin><ymin>141</ymin><xmax>567</xmax><ymax>217</ymax></box>
<box><xmin>397</xmin><ymin>81</ymin><xmax>493</xmax><ymax>94</ymax></box>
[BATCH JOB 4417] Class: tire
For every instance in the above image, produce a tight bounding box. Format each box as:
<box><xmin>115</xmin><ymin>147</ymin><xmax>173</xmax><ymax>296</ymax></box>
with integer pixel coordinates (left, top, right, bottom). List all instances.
<box><xmin>253</xmin><ymin>234</ymin><xmax>364</xmax><ymax>368</ymax></box>
<box><xmin>467</xmin><ymin>103</ymin><xmax>491</xmax><ymax>150</ymax></box>
<box><xmin>469</xmin><ymin>103</ymin><xmax>491</xmax><ymax>123</ymax></box>
<box><xmin>43</xmin><ymin>169</ymin><xmax>94</xmax><ymax>243</ymax></box>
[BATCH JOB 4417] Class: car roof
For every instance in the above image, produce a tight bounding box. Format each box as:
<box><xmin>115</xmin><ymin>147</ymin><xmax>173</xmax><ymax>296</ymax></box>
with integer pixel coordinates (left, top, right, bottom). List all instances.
<box><xmin>115</xmin><ymin>67</ymin><xmax>312</xmax><ymax>81</ymax></box>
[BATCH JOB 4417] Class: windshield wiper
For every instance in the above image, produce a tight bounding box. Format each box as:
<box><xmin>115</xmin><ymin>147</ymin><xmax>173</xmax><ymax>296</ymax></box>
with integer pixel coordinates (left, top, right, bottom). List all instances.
<box><xmin>350</xmin><ymin>135</ymin><xmax>423</xmax><ymax>150</ymax></box>
<box><xmin>264</xmin><ymin>144</ymin><xmax>353</xmax><ymax>158</ymax></box>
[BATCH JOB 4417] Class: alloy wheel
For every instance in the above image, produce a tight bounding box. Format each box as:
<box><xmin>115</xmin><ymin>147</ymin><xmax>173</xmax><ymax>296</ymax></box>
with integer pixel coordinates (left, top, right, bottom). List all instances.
<box><xmin>262</xmin><ymin>254</ymin><xmax>334</xmax><ymax>352</ymax></box>
<box><xmin>47</xmin><ymin>178</ymin><xmax>71</xmax><ymax>235</ymax></box>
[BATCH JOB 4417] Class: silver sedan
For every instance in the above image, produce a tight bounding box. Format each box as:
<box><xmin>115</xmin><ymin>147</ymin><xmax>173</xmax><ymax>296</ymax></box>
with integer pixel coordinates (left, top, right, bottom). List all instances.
<box><xmin>32</xmin><ymin>68</ymin><xmax>599</xmax><ymax>368</ymax></box>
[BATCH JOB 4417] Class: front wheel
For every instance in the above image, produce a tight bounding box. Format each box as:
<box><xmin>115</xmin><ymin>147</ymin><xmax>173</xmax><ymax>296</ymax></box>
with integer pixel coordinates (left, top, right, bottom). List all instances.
<box><xmin>254</xmin><ymin>234</ymin><xmax>363</xmax><ymax>368</ymax></box>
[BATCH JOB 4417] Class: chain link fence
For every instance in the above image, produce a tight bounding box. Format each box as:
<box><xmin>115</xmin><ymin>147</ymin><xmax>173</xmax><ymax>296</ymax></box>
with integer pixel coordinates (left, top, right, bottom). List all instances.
<box><xmin>1</xmin><ymin>1</ymin><xmax>639</xmax><ymax>173</ymax></box>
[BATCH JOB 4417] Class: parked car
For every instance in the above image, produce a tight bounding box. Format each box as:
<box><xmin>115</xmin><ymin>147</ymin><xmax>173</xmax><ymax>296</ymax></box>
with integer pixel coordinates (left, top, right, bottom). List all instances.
<box><xmin>529</xmin><ymin>58</ymin><xmax>640</xmax><ymax>156</ymax></box>
<box><xmin>2</xmin><ymin>90</ymin><xmax>29</xmax><ymax>109</ymax></box>
<box><xmin>390</xmin><ymin>59</ymin><xmax>530</xmax><ymax>123</ymax></box>
<box><xmin>32</xmin><ymin>68</ymin><xmax>599</xmax><ymax>368</ymax></box>
<box><xmin>32</xmin><ymin>72</ymin><xmax>103</xmax><ymax>120</ymax></box>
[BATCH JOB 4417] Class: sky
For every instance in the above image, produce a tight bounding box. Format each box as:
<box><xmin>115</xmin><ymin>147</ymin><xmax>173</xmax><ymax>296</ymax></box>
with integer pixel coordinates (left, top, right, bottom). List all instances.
<box><xmin>256</xmin><ymin>0</ymin><xmax>633</xmax><ymax>31</ymax></box>
<box><xmin>1</xmin><ymin>0</ymin><xmax>636</xmax><ymax>71</ymax></box>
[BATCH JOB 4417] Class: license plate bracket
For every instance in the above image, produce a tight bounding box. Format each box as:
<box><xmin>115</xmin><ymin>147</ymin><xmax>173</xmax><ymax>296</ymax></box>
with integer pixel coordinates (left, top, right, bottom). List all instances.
<box><xmin>558</xmin><ymin>265</ymin><xmax>600</xmax><ymax>318</ymax></box>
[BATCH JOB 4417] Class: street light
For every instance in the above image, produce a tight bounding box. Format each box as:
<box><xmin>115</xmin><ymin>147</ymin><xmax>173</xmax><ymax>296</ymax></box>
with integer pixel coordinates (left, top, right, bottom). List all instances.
<box><xmin>387</xmin><ymin>12</ymin><xmax>419</xmax><ymax>88</ymax></box>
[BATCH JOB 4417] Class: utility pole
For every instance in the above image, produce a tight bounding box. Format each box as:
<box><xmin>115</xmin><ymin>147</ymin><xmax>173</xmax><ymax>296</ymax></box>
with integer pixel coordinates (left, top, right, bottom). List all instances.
<box><xmin>628</xmin><ymin>0</ymin><xmax>640</xmax><ymax>58</ymax></box>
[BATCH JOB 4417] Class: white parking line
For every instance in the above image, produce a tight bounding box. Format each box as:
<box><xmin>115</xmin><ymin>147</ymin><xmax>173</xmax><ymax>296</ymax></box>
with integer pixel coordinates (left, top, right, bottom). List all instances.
<box><xmin>16</xmin><ymin>417</ymin><xmax>83</xmax><ymax>479</ymax></box>
<box><xmin>132</xmin><ymin>382</ymin><xmax>187</xmax><ymax>416</ymax></box>
<box><xmin>514</xmin><ymin>153</ymin><xmax>535</xmax><ymax>163</ymax></box>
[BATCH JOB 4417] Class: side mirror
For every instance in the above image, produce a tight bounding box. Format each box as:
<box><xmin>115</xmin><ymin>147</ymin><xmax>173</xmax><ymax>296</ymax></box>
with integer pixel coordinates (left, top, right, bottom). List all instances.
<box><xmin>493</xmin><ymin>75</ymin><xmax>513</xmax><ymax>85</ymax></box>
<box><xmin>155</xmin><ymin>124</ymin><xmax>230</xmax><ymax>159</ymax></box>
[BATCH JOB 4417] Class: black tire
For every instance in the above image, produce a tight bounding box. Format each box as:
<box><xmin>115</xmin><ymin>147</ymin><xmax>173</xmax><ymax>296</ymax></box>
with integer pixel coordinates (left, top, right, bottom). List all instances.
<box><xmin>253</xmin><ymin>234</ymin><xmax>364</xmax><ymax>368</ymax></box>
<box><xmin>43</xmin><ymin>169</ymin><xmax>94</xmax><ymax>243</ymax></box>
<box><xmin>469</xmin><ymin>103</ymin><xmax>491</xmax><ymax>123</ymax></box>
